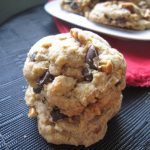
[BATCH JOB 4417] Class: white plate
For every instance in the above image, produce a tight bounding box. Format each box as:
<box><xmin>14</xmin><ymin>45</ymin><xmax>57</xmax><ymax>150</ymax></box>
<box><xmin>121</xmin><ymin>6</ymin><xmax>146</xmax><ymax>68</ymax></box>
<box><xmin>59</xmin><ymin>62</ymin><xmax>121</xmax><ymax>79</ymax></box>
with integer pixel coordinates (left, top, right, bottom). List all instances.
<box><xmin>44</xmin><ymin>0</ymin><xmax>150</xmax><ymax>41</ymax></box>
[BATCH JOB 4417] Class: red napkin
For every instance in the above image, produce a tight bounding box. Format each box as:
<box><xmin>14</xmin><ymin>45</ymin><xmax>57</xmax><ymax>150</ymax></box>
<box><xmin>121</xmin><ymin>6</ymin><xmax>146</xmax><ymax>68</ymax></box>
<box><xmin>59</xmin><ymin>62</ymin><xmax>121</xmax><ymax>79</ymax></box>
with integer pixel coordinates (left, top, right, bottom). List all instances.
<box><xmin>49</xmin><ymin>1</ymin><xmax>150</xmax><ymax>87</ymax></box>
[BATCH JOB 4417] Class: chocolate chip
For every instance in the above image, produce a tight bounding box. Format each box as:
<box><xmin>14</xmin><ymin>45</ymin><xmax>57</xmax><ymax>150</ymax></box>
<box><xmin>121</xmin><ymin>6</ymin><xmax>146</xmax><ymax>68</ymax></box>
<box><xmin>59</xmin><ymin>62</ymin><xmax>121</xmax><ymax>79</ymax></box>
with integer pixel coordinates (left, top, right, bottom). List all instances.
<box><xmin>82</xmin><ymin>66</ymin><xmax>93</xmax><ymax>81</ymax></box>
<box><xmin>71</xmin><ymin>116</ymin><xmax>80</xmax><ymax>122</ymax></box>
<box><xmin>42</xmin><ymin>97</ymin><xmax>47</xmax><ymax>104</ymax></box>
<box><xmin>33</xmin><ymin>86</ymin><xmax>42</xmax><ymax>94</ymax></box>
<box><xmin>116</xmin><ymin>17</ymin><xmax>126</xmax><ymax>25</ymax></box>
<box><xmin>33</xmin><ymin>71</ymin><xmax>54</xmax><ymax>94</ymax></box>
<box><xmin>30</xmin><ymin>53</ymin><xmax>36</xmax><ymax>61</ymax></box>
<box><xmin>115</xmin><ymin>80</ymin><xmax>121</xmax><ymax>87</ymax></box>
<box><xmin>86</xmin><ymin>45</ymin><xmax>98</xmax><ymax>69</ymax></box>
<box><xmin>50</xmin><ymin>106</ymin><xmax>68</xmax><ymax>122</ymax></box>
<box><xmin>70</xmin><ymin>1</ymin><xmax>78</xmax><ymax>10</ymax></box>
<box><xmin>104</xmin><ymin>14</ymin><xmax>113</xmax><ymax>22</ymax></box>
<box><xmin>39</xmin><ymin>71</ymin><xmax>54</xmax><ymax>86</ymax></box>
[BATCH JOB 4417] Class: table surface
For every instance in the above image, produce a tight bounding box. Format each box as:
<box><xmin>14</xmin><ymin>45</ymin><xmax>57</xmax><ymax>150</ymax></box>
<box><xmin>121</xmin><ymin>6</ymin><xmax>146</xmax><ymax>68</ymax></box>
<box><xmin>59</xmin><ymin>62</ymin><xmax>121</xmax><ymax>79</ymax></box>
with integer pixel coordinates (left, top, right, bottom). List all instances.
<box><xmin>0</xmin><ymin>5</ymin><xmax>150</xmax><ymax>150</ymax></box>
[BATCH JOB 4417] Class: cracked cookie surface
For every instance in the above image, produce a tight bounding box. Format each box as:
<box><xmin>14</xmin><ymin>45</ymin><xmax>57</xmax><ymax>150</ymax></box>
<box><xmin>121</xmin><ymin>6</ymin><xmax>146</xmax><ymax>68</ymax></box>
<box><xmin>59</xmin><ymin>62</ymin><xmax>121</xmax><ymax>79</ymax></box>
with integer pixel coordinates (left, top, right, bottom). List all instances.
<box><xmin>23</xmin><ymin>28</ymin><xmax>126</xmax><ymax>147</ymax></box>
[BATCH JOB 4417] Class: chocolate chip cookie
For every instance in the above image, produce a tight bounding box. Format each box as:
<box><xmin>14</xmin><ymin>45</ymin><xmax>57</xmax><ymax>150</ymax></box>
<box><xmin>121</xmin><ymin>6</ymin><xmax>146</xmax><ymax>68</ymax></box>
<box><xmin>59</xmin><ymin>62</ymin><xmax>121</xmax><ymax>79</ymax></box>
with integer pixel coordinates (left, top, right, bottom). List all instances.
<box><xmin>23</xmin><ymin>28</ymin><xmax>126</xmax><ymax>147</ymax></box>
<box><xmin>61</xmin><ymin>0</ymin><xmax>99</xmax><ymax>15</ymax></box>
<box><xmin>88</xmin><ymin>1</ymin><xmax>150</xmax><ymax>30</ymax></box>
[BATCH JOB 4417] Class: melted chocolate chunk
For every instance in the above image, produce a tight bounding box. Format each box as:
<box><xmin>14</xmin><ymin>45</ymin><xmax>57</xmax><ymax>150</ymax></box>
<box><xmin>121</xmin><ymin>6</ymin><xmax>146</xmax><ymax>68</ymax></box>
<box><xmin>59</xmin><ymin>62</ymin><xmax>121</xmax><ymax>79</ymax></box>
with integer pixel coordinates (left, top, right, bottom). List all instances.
<box><xmin>33</xmin><ymin>71</ymin><xmax>54</xmax><ymax>94</ymax></box>
<box><xmin>82</xmin><ymin>66</ymin><xmax>93</xmax><ymax>81</ymax></box>
<box><xmin>70</xmin><ymin>1</ymin><xmax>78</xmax><ymax>10</ymax></box>
<box><xmin>50</xmin><ymin>106</ymin><xmax>68</xmax><ymax>122</ymax></box>
<box><xmin>86</xmin><ymin>45</ymin><xmax>98</xmax><ymax>69</ymax></box>
<box><xmin>33</xmin><ymin>86</ymin><xmax>42</xmax><ymax>94</ymax></box>
<box><xmin>30</xmin><ymin>53</ymin><xmax>36</xmax><ymax>61</ymax></box>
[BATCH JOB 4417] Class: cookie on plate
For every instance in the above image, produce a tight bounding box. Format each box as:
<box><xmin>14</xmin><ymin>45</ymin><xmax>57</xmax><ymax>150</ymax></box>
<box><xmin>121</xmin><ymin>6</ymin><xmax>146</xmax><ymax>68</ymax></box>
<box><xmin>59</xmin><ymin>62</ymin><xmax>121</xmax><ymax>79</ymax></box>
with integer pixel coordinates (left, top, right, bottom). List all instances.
<box><xmin>23</xmin><ymin>28</ymin><xmax>126</xmax><ymax>147</ymax></box>
<box><xmin>60</xmin><ymin>0</ymin><xmax>99</xmax><ymax>15</ymax></box>
<box><xmin>88</xmin><ymin>1</ymin><xmax>150</xmax><ymax>30</ymax></box>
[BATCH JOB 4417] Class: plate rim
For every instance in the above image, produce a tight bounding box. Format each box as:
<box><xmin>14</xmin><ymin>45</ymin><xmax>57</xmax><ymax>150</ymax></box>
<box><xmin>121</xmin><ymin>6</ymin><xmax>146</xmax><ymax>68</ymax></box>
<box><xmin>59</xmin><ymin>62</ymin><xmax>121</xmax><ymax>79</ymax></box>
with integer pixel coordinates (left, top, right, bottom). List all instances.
<box><xmin>44</xmin><ymin>0</ymin><xmax>150</xmax><ymax>41</ymax></box>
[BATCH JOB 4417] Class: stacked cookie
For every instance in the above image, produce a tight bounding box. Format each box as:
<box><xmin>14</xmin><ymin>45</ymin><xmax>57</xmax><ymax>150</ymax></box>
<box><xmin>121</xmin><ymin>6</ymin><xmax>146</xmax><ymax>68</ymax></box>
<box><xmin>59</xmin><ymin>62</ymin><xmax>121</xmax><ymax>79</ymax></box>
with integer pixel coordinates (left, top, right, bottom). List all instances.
<box><xmin>61</xmin><ymin>0</ymin><xmax>150</xmax><ymax>30</ymax></box>
<box><xmin>23</xmin><ymin>28</ymin><xmax>126</xmax><ymax>146</ymax></box>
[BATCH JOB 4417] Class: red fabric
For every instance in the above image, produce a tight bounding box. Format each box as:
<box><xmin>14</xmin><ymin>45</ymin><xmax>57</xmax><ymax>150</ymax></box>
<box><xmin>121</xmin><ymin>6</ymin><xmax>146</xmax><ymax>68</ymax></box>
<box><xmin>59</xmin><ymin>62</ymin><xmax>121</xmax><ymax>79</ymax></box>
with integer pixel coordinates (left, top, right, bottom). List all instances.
<box><xmin>49</xmin><ymin>1</ymin><xmax>150</xmax><ymax>87</ymax></box>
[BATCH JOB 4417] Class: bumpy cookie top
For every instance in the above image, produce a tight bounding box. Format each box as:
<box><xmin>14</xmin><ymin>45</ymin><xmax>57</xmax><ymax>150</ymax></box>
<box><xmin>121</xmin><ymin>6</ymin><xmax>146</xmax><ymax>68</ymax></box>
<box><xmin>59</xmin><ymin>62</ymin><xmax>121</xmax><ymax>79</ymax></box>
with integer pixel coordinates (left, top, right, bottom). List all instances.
<box><xmin>88</xmin><ymin>1</ymin><xmax>150</xmax><ymax>30</ymax></box>
<box><xmin>23</xmin><ymin>28</ymin><xmax>126</xmax><ymax>116</ymax></box>
<box><xmin>121</xmin><ymin>0</ymin><xmax>150</xmax><ymax>9</ymax></box>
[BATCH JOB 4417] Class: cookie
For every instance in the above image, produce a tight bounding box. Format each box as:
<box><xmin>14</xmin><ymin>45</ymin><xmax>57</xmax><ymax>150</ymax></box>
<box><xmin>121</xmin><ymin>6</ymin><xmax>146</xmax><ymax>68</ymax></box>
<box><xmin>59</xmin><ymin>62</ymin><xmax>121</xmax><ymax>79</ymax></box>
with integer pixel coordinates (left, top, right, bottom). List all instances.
<box><xmin>60</xmin><ymin>0</ymin><xmax>99</xmax><ymax>15</ymax></box>
<box><xmin>88</xmin><ymin>1</ymin><xmax>150</xmax><ymax>30</ymax></box>
<box><xmin>120</xmin><ymin>0</ymin><xmax>150</xmax><ymax>9</ymax></box>
<box><xmin>23</xmin><ymin>28</ymin><xmax>126</xmax><ymax>147</ymax></box>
